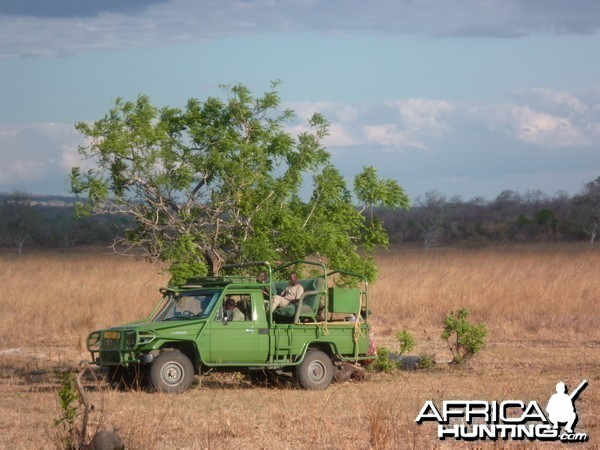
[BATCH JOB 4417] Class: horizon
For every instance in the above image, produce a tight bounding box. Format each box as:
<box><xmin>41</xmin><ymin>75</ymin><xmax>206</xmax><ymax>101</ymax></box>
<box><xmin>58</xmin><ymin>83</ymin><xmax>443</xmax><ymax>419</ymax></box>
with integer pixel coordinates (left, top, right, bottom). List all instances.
<box><xmin>0</xmin><ymin>180</ymin><xmax>591</xmax><ymax>205</ymax></box>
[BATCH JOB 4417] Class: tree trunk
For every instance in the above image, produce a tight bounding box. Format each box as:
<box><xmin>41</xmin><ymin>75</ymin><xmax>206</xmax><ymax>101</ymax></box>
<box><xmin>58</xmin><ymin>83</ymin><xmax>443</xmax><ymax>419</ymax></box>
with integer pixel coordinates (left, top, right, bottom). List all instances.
<box><xmin>589</xmin><ymin>223</ymin><xmax>597</xmax><ymax>251</ymax></box>
<box><xmin>204</xmin><ymin>248</ymin><xmax>224</xmax><ymax>275</ymax></box>
<box><xmin>16</xmin><ymin>237</ymin><xmax>25</xmax><ymax>256</ymax></box>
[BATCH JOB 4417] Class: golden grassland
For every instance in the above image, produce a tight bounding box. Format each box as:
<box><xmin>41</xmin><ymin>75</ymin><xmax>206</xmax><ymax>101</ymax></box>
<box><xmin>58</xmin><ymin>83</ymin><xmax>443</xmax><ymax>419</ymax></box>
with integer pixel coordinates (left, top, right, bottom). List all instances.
<box><xmin>0</xmin><ymin>244</ymin><xmax>599</xmax><ymax>449</ymax></box>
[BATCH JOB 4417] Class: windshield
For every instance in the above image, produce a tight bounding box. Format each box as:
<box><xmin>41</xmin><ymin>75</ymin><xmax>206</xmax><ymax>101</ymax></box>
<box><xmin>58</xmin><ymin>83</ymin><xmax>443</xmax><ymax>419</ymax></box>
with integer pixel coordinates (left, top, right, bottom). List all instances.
<box><xmin>154</xmin><ymin>291</ymin><xmax>220</xmax><ymax>322</ymax></box>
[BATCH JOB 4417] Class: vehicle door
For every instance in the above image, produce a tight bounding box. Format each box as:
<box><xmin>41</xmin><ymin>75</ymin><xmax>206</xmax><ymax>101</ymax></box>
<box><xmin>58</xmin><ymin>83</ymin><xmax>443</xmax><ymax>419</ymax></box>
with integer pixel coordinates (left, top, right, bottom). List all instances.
<box><xmin>207</xmin><ymin>291</ymin><xmax>270</xmax><ymax>364</ymax></box>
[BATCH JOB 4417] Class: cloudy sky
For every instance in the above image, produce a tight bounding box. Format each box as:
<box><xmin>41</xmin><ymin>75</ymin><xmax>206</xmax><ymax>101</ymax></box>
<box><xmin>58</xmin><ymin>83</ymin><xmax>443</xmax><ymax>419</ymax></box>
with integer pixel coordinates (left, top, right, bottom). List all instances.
<box><xmin>1</xmin><ymin>0</ymin><xmax>600</xmax><ymax>200</ymax></box>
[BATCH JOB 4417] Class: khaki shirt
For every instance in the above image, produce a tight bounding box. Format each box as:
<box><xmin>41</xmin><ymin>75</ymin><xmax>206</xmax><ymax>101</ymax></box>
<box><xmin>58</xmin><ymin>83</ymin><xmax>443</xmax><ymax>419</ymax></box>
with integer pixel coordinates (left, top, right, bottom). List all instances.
<box><xmin>280</xmin><ymin>283</ymin><xmax>304</xmax><ymax>301</ymax></box>
<box><xmin>226</xmin><ymin>308</ymin><xmax>245</xmax><ymax>321</ymax></box>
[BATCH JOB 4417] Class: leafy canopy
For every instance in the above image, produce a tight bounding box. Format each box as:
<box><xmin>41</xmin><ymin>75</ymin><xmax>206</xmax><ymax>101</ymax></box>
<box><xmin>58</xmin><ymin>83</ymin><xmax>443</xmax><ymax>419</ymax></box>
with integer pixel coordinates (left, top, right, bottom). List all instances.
<box><xmin>71</xmin><ymin>82</ymin><xmax>409</xmax><ymax>284</ymax></box>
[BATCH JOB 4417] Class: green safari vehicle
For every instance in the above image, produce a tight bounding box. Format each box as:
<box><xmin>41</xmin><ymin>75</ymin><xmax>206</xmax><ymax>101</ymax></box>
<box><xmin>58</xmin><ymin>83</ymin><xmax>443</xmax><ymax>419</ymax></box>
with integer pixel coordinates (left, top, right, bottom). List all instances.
<box><xmin>86</xmin><ymin>261</ymin><xmax>373</xmax><ymax>393</ymax></box>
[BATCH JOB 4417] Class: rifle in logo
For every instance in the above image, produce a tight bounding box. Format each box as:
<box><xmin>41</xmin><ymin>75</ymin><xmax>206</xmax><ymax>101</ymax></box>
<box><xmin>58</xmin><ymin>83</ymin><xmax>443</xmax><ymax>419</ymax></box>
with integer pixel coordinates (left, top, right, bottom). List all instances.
<box><xmin>546</xmin><ymin>379</ymin><xmax>588</xmax><ymax>434</ymax></box>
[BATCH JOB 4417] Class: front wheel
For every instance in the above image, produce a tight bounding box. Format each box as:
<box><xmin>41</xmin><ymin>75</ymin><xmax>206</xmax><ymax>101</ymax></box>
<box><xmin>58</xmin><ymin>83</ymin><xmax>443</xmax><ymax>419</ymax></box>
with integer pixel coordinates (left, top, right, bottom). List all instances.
<box><xmin>149</xmin><ymin>350</ymin><xmax>194</xmax><ymax>393</ymax></box>
<box><xmin>295</xmin><ymin>349</ymin><xmax>333</xmax><ymax>390</ymax></box>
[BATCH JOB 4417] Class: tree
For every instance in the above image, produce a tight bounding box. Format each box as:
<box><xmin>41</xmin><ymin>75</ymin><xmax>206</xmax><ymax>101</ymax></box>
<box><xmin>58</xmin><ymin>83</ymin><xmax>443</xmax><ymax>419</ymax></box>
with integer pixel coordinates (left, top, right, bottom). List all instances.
<box><xmin>409</xmin><ymin>190</ymin><xmax>446</xmax><ymax>251</ymax></box>
<box><xmin>572</xmin><ymin>177</ymin><xmax>600</xmax><ymax>249</ymax></box>
<box><xmin>0</xmin><ymin>190</ymin><xmax>40</xmax><ymax>255</ymax></box>
<box><xmin>534</xmin><ymin>208</ymin><xmax>557</xmax><ymax>240</ymax></box>
<box><xmin>71</xmin><ymin>83</ymin><xmax>409</xmax><ymax>284</ymax></box>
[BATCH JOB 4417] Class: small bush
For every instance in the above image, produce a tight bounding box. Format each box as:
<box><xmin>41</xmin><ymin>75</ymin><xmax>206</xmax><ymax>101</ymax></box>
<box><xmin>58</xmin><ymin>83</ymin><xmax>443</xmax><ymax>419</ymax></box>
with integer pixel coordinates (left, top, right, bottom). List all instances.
<box><xmin>441</xmin><ymin>308</ymin><xmax>488</xmax><ymax>363</ymax></box>
<box><xmin>54</xmin><ymin>373</ymin><xmax>81</xmax><ymax>449</ymax></box>
<box><xmin>368</xmin><ymin>347</ymin><xmax>398</xmax><ymax>373</ymax></box>
<box><xmin>395</xmin><ymin>329</ymin><xmax>416</xmax><ymax>355</ymax></box>
<box><xmin>418</xmin><ymin>353</ymin><xmax>435</xmax><ymax>370</ymax></box>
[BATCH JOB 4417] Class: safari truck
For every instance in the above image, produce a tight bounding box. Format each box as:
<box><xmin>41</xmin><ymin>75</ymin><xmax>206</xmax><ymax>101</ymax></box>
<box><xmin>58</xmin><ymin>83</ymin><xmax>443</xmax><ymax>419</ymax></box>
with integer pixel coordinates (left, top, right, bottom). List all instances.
<box><xmin>86</xmin><ymin>261</ymin><xmax>373</xmax><ymax>393</ymax></box>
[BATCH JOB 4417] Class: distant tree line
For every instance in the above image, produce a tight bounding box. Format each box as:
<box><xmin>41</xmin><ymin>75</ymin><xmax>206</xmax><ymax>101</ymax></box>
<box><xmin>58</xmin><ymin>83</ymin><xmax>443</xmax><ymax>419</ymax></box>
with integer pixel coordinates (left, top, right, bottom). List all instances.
<box><xmin>0</xmin><ymin>176</ymin><xmax>598</xmax><ymax>255</ymax></box>
<box><xmin>0</xmin><ymin>191</ymin><xmax>128</xmax><ymax>254</ymax></box>
<box><xmin>377</xmin><ymin>176</ymin><xmax>600</xmax><ymax>250</ymax></box>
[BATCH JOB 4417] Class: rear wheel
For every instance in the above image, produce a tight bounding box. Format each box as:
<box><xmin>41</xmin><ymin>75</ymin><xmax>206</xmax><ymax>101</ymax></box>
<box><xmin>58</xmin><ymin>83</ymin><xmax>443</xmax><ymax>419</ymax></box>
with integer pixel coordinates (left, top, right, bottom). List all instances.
<box><xmin>295</xmin><ymin>350</ymin><xmax>333</xmax><ymax>390</ymax></box>
<box><xmin>149</xmin><ymin>350</ymin><xmax>194</xmax><ymax>393</ymax></box>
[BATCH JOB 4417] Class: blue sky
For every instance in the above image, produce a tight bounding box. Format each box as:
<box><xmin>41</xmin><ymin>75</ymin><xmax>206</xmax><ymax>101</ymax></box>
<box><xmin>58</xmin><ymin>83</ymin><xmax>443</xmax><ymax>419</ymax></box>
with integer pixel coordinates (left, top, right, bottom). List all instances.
<box><xmin>1</xmin><ymin>0</ymin><xmax>600</xmax><ymax>200</ymax></box>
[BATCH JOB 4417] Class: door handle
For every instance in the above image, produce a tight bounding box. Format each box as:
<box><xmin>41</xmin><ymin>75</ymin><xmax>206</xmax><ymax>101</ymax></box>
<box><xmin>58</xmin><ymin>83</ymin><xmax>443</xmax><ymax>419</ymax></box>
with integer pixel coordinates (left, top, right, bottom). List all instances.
<box><xmin>245</xmin><ymin>329</ymin><xmax>254</xmax><ymax>333</ymax></box>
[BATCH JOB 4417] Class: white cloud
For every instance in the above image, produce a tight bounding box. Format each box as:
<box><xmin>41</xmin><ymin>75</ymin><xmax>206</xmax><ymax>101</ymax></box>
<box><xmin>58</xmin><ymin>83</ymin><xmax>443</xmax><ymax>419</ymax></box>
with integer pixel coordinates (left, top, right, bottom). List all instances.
<box><xmin>290</xmin><ymin>90</ymin><xmax>600</xmax><ymax>152</ymax></box>
<box><xmin>513</xmin><ymin>88</ymin><xmax>589</xmax><ymax>115</ymax></box>
<box><xmin>385</xmin><ymin>99</ymin><xmax>454</xmax><ymax>135</ymax></box>
<box><xmin>323</xmin><ymin>123</ymin><xmax>360</xmax><ymax>147</ymax></box>
<box><xmin>363</xmin><ymin>124</ymin><xmax>426</xmax><ymax>150</ymax></box>
<box><xmin>515</xmin><ymin>107</ymin><xmax>587</xmax><ymax>146</ymax></box>
<box><xmin>2</xmin><ymin>88</ymin><xmax>600</xmax><ymax>196</ymax></box>
<box><xmin>1</xmin><ymin>0</ymin><xmax>600</xmax><ymax>58</ymax></box>
<box><xmin>0</xmin><ymin>122</ymin><xmax>83</xmax><ymax>190</ymax></box>
<box><xmin>474</xmin><ymin>95</ymin><xmax>594</xmax><ymax>148</ymax></box>
<box><xmin>60</xmin><ymin>143</ymin><xmax>87</xmax><ymax>172</ymax></box>
<box><xmin>287</xmin><ymin>98</ymin><xmax>454</xmax><ymax>150</ymax></box>
<box><xmin>284</xmin><ymin>101</ymin><xmax>362</xmax><ymax>147</ymax></box>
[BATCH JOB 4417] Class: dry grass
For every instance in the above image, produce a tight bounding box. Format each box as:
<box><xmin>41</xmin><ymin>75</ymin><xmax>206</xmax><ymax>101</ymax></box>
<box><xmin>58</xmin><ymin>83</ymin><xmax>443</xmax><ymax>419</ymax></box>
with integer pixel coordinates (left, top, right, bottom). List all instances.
<box><xmin>371</xmin><ymin>244</ymin><xmax>600</xmax><ymax>347</ymax></box>
<box><xmin>0</xmin><ymin>244</ymin><xmax>599</xmax><ymax>449</ymax></box>
<box><xmin>0</xmin><ymin>249</ymin><xmax>169</xmax><ymax>353</ymax></box>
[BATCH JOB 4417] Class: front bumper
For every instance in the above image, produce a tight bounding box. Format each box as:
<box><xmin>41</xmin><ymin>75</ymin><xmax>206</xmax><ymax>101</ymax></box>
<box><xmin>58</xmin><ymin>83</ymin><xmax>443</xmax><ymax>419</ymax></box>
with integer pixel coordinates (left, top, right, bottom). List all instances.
<box><xmin>87</xmin><ymin>329</ymin><xmax>155</xmax><ymax>366</ymax></box>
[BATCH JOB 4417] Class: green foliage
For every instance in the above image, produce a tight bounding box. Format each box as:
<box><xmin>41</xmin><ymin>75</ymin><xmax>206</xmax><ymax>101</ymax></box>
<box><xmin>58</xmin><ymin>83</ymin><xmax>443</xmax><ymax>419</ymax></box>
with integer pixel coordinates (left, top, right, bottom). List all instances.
<box><xmin>368</xmin><ymin>347</ymin><xmax>399</xmax><ymax>373</ymax></box>
<box><xmin>355</xmin><ymin>166</ymin><xmax>410</xmax><ymax>252</ymax></box>
<box><xmin>418</xmin><ymin>353</ymin><xmax>436</xmax><ymax>370</ymax></box>
<box><xmin>161</xmin><ymin>234</ymin><xmax>208</xmax><ymax>286</ymax></box>
<box><xmin>516</xmin><ymin>214</ymin><xmax>531</xmax><ymax>227</ymax></box>
<box><xmin>71</xmin><ymin>82</ymin><xmax>409</xmax><ymax>284</ymax></box>
<box><xmin>54</xmin><ymin>372</ymin><xmax>80</xmax><ymax>449</ymax></box>
<box><xmin>535</xmin><ymin>208</ymin><xmax>555</xmax><ymax>226</ymax></box>
<box><xmin>441</xmin><ymin>308</ymin><xmax>488</xmax><ymax>364</ymax></box>
<box><xmin>395</xmin><ymin>329</ymin><xmax>415</xmax><ymax>356</ymax></box>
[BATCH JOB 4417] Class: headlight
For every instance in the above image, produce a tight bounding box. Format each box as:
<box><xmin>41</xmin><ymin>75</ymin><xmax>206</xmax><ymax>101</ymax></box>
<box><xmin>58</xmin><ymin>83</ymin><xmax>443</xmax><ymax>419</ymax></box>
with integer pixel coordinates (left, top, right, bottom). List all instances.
<box><xmin>138</xmin><ymin>332</ymin><xmax>156</xmax><ymax>345</ymax></box>
<box><xmin>103</xmin><ymin>331</ymin><xmax>121</xmax><ymax>340</ymax></box>
<box><xmin>124</xmin><ymin>330</ymin><xmax>137</xmax><ymax>349</ymax></box>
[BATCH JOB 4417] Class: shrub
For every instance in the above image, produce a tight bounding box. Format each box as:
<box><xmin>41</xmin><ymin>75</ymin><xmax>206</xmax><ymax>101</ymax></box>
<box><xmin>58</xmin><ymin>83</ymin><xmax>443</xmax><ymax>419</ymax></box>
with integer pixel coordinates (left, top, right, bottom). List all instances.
<box><xmin>418</xmin><ymin>353</ymin><xmax>436</xmax><ymax>370</ymax></box>
<box><xmin>395</xmin><ymin>329</ymin><xmax>416</xmax><ymax>355</ymax></box>
<box><xmin>368</xmin><ymin>347</ymin><xmax>398</xmax><ymax>373</ymax></box>
<box><xmin>441</xmin><ymin>308</ymin><xmax>488</xmax><ymax>363</ymax></box>
<box><xmin>54</xmin><ymin>373</ymin><xmax>81</xmax><ymax>449</ymax></box>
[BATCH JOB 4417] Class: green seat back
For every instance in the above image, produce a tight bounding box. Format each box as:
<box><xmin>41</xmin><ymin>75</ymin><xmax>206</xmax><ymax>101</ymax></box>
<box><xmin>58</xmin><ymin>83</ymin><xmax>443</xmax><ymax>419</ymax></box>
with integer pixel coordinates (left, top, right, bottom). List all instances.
<box><xmin>301</xmin><ymin>278</ymin><xmax>324</xmax><ymax>311</ymax></box>
<box><xmin>271</xmin><ymin>277</ymin><xmax>325</xmax><ymax>323</ymax></box>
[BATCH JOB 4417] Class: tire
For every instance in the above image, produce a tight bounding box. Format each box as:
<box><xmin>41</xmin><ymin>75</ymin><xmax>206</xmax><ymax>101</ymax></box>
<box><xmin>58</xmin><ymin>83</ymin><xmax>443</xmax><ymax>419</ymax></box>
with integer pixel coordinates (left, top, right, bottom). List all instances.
<box><xmin>295</xmin><ymin>349</ymin><xmax>333</xmax><ymax>390</ymax></box>
<box><xmin>149</xmin><ymin>350</ymin><xmax>194</xmax><ymax>394</ymax></box>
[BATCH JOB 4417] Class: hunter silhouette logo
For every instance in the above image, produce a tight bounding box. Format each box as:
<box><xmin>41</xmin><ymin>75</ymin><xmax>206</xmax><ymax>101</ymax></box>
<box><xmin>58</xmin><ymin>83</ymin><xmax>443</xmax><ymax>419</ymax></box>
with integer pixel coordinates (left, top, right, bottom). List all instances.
<box><xmin>546</xmin><ymin>380</ymin><xmax>587</xmax><ymax>435</ymax></box>
<box><xmin>416</xmin><ymin>380</ymin><xmax>589</xmax><ymax>443</ymax></box>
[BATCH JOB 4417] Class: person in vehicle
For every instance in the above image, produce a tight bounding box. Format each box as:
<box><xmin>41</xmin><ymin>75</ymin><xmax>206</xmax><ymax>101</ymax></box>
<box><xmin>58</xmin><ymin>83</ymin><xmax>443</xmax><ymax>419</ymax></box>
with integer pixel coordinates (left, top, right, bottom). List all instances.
<box><xmin>271</xmin><ymin>273</ymin><xmax>303</xmax><ymax>312</ymax></box>
<box><xmin>256</xmin><ymin>270</ymin><xmax>271</xmax><ymax>299</ymax></box>
<box><xmin>225</xmin><ymin>298</ymin><xmax>245</xmax><ymax>321</ymax></box>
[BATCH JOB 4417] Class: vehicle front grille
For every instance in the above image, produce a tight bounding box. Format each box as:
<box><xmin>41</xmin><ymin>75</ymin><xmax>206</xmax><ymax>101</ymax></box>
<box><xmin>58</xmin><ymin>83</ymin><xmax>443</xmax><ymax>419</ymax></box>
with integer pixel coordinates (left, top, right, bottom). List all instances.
<box><xmin>102</xmin><ymin>338</ymin><xmax>121</xmax><ymax>350</ymax></box>
<box><xmin>100</xmin><ymin>351</ymin><xmax>121</xmax><ymax>364</ymax></box>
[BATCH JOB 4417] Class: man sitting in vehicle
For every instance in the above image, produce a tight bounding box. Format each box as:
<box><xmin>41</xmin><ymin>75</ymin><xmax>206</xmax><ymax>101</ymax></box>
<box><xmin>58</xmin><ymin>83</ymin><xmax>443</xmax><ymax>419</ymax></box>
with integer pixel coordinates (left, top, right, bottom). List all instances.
<box><xmin>256</xmin><ymin>270</ymin><xmax>271</xmax><ymax>299</ymax></box>
<box><xmin>225</xmin><ymin>298</ymin><xmax>245</xmax><ymax>321</ymax></box>
<box><xmin>271</xmin><ymin>273</ymin><xmax>304</xmax><ymax>312</ymax></box>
